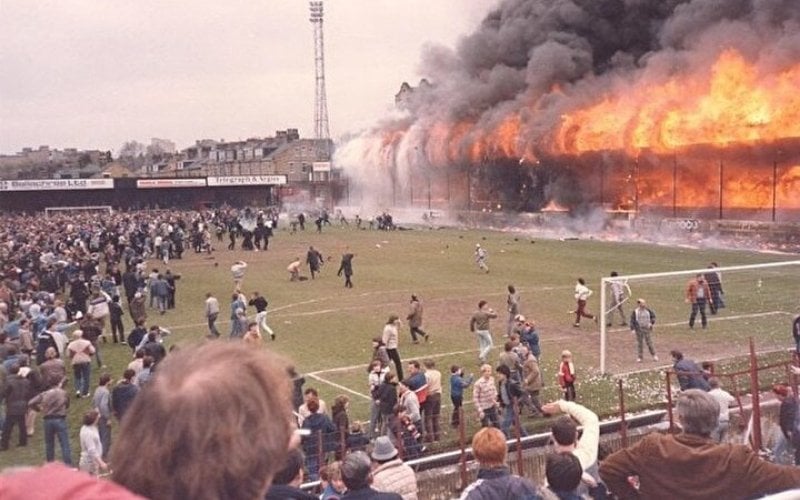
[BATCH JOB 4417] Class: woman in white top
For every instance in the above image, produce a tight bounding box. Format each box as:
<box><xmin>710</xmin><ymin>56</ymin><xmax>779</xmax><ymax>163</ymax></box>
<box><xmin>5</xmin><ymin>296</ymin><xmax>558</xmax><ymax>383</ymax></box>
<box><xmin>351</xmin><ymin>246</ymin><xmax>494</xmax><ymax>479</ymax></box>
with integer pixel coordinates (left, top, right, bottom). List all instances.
<box><xmin>79</xmin><ymin>409</ymin><xmax>108</xmax><ymax>475</ymax></box>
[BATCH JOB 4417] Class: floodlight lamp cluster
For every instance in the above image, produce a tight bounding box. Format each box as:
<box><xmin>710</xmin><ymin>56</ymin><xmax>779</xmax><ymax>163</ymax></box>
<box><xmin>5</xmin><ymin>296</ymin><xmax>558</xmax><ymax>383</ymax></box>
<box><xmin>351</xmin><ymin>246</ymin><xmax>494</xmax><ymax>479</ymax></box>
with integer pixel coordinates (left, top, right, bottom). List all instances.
<box><xmin>309</xmin><ymin>1</ymin><xmax>324</xmax><ymax>22</ymax></box>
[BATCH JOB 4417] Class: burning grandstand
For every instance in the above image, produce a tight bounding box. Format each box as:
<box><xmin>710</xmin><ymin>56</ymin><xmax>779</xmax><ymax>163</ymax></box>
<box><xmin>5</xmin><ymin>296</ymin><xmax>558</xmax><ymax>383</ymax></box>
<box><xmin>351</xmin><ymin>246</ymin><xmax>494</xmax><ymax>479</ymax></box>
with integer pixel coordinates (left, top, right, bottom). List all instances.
<box><xmin>336</xmin><ymin>0</ymin><xmax>800</xmax><ymax>222</ymax></box>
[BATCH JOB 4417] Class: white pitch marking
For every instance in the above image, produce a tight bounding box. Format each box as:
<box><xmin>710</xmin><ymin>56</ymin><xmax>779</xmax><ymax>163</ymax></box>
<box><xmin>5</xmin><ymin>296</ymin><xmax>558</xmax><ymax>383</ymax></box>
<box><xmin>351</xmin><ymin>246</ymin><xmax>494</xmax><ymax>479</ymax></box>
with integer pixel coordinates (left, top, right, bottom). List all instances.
<box><xmin>308</xmin><ymin>334</ymin><xmax>573</xmax><ymax>376</ymax></box>
<box><xmin>307</xmin><ymin>373</ymin><xmax>372</xmax><ymax>401</ymax></box>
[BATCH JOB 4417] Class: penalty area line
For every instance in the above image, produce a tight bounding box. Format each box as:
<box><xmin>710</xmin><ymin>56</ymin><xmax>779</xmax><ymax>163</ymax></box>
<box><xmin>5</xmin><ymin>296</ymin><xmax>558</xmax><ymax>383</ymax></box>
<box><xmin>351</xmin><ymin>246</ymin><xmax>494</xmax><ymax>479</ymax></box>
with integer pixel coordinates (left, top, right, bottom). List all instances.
<box><xmin>308</xmin><ymin>334</ymin><xmax>573</xmax><ymax>376</ymax></box>
<box><xmin>306</xmin><ymin>373</ymin><xmax>372</xmax><ymax>401</ymax></box>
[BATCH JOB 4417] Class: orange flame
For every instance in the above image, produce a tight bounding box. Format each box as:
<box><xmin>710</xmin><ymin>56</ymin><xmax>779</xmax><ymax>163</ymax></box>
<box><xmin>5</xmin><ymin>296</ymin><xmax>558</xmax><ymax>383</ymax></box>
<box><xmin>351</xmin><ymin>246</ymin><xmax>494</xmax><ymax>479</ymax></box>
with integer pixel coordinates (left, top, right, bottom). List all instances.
<box><xmin>375</xmin><ymin>49</ymin><xmax>800</xmax><ymax>210</ymax></box>
<box><xmin>555</xmin><ymin>50</ymin><xmax>800</xmax><ymax>155</ymax></box>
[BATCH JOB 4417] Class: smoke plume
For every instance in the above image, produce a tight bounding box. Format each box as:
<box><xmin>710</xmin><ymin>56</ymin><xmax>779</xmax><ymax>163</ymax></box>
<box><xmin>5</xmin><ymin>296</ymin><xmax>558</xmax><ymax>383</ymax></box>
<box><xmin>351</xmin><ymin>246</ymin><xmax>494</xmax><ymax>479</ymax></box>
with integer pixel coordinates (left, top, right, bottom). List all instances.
<box><xmin>336</xmin><ymin>0</ymin><xmax>800</xmax><ymax>214</ymax></box>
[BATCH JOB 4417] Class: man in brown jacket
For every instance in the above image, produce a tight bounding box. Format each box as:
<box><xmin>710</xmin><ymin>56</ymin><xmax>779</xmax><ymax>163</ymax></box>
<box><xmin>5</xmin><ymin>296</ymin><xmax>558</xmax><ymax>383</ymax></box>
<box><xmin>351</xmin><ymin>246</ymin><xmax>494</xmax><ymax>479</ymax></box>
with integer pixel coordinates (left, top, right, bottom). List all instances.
<box><xmin>600</xmin><ymin>389</ymin><xmax>800</xmax><ymax>499</ymax></box>
<box><xmin>406</xmin><ymin>294</ymin><xmax>429</xmax><ymax>344</ymax></box>
<box><xmin>519</xmin><ymin>345</ymin><xmax>544</xmax><ymax>417</ymax></box>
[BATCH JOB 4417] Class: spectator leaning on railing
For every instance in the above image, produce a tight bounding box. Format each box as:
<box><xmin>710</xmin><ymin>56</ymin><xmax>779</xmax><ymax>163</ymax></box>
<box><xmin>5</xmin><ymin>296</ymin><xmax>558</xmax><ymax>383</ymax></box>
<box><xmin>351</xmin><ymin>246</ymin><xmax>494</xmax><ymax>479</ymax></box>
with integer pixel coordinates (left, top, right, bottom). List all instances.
<box><xmin>600</xmin><ymin>389</ymin><xmax>800</xmax><ymax>499</ymax></box>
<box><xmin>541</xmin><ymin>399</ymin><xmax>602</xmax><ymax>497</ymax></box>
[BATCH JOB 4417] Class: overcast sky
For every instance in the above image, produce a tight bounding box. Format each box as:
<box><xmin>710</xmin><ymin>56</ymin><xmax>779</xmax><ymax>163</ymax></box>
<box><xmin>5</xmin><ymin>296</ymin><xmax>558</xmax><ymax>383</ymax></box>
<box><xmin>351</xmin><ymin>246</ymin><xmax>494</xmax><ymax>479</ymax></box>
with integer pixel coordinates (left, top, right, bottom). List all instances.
<box><xmin>0</xmin><ymin>0</ymin><xmax>495</xmax><ymax>155</ymax></box>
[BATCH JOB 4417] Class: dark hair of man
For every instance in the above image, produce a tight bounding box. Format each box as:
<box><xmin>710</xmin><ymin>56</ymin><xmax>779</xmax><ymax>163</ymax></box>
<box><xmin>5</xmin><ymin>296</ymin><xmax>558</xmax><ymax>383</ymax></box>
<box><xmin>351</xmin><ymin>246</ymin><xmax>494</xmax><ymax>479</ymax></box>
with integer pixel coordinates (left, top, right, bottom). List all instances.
<box><xmin>408</xmin><ymin>360</ymin><xmax>420</xmax><ymax>370</ymax></box>
<box><xmin>670</xmin><ymin>350</ymin><xmax>683</xmax><ymax>360</ymax></box>
<box><xmin>495</xmin><ymin>365</ymin><xmax>511</xmax><ymax>378</ymax></box>
<box><xmin>271</xmin><ymin>448</ymin><xmax>304</xmax><ymax>486</ymax></box>
<box><xmin>478</xmin><ymin>300</ymin><xmax>487</xmax><ymax>309</ymax></box>
<box><xmin>546</xmin><ymin>452</ymin><xmax>583</xmax><ymax>492</ymax></box>
<box><xmin>99</xmin><ymin>373</ymin><xmax>111</xmax><ymax>386</ymax></box>
<box><xmin>83</xmin><ymin>409</ymin><xmax>100</xmax><ymax>426</ymax></box>
<box><xmin>111</xmin><ymin>342</ymin><xmax>293</xmax><ymax>500</ymax></box>
<box><xmin>551</xmin><ymin>416</ymin><xmax>578</xmax><ymax>446</ymax></box>
<box><xmin>307</xmin><ymin>397</ymin><xmax>320</xmax><ymax>414</ymax></box>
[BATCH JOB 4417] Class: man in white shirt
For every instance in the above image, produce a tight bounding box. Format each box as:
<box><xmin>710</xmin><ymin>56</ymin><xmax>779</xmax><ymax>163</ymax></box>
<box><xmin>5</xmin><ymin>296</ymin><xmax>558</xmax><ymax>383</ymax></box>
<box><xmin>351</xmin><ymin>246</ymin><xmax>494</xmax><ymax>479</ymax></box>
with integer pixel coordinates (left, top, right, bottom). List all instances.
<box><xmin>542</xmin><ymin>399</ymin><xmax>600</xmax><ymax>495</ymax></box>
<box><xmin>204</xmin><ymin>292</ymin><xmax>220</xmax><ymax>338</ymax></box>
<box><xmin>708</xmin><ymin>377</ymin><xmax>736</xmax><ymax>442</ymax></box>
<box><xmin>572</xmin><ymin>278</ymin><xmax>597</xmax><ymax>328</ymax></box>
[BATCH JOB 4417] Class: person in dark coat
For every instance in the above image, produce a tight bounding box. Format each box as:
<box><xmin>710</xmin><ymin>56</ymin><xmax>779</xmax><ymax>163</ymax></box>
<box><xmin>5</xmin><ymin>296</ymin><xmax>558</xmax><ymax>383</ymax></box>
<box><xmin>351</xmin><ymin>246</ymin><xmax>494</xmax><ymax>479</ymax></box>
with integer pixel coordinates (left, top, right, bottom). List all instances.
<box><xmin>671</xmin><ymin>350</ymin><xmax>710</xmax><ymax>391</ymax></box>
<box><xmin>264</xmin><ymin>448</ymin><xmax>318</xmax><ymax>500</ymax></box>
<box><xmin>459</xmin><ymin>427</ymin><xmax>541</xmax><ymax>499</ymax></box>
<box><xmin>111</xmin><ymin>369</ymin><xmax>139</xmax><ymax>422</ymax></box>
<box><xmin>306</xmin><ymin>246</ymin><xmax>323</xmax><ymax>280</ymax></box>
<box><xmin>0</xmin><ymin>364</ymin><xmax>33</xmax><ymax>450</ymax></box>
<box><xmin>301</xmin><ymin>397</ymin><xmax>337</xmax><ymax>481</ymax></box>
<box><xmin>337</xmin><ymin>252</ymin><xmax>354</xmax><ymax>288</ymax></box>
<box><xmin>773</xmin><ymin>383</ymin><xmax>800</xmax><ymax>465</ymax></box>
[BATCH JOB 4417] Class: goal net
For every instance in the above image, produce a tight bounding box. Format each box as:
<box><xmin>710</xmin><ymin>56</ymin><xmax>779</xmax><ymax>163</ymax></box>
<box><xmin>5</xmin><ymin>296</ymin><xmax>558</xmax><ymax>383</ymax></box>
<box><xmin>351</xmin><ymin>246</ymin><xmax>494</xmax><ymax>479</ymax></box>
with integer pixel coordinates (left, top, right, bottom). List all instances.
<box><xmin>45</xmin><ymin>205</ymin><xmax>113</xmax><ymax>217</ymax></box>
<box><xmin>599</xmin><ymin>260</ymin><xmax>800</xmax><ymax>374</ymax></box>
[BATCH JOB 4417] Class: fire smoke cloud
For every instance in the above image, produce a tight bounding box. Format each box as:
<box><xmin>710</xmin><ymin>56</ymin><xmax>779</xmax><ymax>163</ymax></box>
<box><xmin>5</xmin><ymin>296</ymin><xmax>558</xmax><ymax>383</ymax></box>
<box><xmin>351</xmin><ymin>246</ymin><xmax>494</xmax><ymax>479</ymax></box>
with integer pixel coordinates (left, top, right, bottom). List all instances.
<box><xmin>336</xmin><ymin>0</ymin><xmax>800</xmax><ymax>212</ymax></box>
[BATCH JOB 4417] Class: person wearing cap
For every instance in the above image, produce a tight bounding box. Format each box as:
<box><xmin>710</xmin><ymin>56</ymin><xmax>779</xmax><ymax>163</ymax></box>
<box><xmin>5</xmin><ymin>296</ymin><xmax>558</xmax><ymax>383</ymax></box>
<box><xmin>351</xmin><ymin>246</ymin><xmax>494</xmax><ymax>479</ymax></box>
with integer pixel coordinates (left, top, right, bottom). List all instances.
<box><xmin>459</xmin><ymin>427</ymin><xmax>541</xmax><ymax>499</ymax></box>
<box><xmin>370</xmin><ymin>436</ymin><xmax>418</xmax><ymax>499</ymax></box>
<box><xmin>339</xmin><ymin>450</ymin><xmax>401</xmax><ymax>499</ymax></box>
<box><xmin>630</xmin><ymin>298</ymin><xmax>658</xmax><ymax>363</ymax></box>
<box><xmin>67</xmin><ymin>330</ymin><xmax>95</xmax><ymax>398</ymax></box>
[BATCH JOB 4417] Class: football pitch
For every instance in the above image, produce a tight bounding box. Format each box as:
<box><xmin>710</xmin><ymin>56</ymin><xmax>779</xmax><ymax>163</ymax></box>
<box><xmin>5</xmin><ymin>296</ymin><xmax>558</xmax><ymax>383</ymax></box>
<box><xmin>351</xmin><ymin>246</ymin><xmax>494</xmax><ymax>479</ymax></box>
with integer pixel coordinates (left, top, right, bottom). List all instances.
<box><xmin>4</xmin><ymin>223</ymin><xmax>798</xmax><ymax>468</ymax></box>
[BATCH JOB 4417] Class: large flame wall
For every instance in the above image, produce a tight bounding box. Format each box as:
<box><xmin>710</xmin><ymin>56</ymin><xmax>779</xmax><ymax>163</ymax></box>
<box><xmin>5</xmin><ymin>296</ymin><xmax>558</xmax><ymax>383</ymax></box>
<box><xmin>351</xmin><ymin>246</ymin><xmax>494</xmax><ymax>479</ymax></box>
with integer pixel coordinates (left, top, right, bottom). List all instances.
<box><xmin>335</xmin><ymin>1</ymin><xmax>800</xmax><ymax>220</ymax></box>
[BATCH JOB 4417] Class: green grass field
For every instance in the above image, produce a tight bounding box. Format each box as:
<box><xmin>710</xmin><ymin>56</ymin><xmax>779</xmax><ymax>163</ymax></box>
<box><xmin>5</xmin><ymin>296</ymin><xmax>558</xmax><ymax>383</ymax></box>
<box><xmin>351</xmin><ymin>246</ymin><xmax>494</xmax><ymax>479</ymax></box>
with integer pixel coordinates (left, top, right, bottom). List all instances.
<box><xmin>3</xmin><ymin>223</ymin><xmax>798</xmax><ymax>467</ymax></box>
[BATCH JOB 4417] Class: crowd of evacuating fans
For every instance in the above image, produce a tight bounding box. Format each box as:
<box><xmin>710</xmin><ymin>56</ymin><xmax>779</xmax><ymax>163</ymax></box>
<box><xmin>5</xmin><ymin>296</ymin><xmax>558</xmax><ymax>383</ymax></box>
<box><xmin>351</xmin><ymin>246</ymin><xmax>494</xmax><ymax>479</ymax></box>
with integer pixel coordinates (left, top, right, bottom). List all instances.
<box><xmin>1</xmin><ymin>208</ymin><xmax>800</xmax><ymax>499</ymax></box>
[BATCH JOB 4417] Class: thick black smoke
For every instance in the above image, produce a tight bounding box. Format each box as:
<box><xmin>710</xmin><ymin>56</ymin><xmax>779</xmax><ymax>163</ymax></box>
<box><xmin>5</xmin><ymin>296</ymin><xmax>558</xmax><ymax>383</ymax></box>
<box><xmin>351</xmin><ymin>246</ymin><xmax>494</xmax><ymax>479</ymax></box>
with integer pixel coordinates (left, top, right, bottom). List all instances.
<box><xmin>336</xmin><ymin>0</ymin><xmax>800</xmax><ymax>212</ymax></box>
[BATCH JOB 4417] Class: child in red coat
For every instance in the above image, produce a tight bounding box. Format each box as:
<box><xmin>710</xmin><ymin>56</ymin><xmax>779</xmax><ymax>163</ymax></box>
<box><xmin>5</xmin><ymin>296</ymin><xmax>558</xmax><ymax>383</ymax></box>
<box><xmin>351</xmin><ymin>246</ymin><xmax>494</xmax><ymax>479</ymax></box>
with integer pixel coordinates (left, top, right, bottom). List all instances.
<box><xmin>557</xmin><ymin>350</ymin><xmax>576</xmax><ymax>401</ymax></box>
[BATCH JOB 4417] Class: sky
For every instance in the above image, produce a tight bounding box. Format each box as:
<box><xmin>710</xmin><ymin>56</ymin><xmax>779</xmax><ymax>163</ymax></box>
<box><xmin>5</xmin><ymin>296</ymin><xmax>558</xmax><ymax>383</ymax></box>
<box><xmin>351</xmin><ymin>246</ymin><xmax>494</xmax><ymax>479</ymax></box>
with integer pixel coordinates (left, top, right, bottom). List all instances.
<box><xmin>0</xmin><ymin>0</ymin><xmax>497</xmax><ymax>155</ymax></box>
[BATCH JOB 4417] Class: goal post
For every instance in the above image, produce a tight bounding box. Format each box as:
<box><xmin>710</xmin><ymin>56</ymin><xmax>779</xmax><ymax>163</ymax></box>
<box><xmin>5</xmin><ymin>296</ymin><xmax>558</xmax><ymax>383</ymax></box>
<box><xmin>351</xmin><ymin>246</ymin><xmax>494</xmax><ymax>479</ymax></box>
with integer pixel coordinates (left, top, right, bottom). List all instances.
<box><xmin>45</xmin><ymin>205</ymin><xmax>113</xmax><ymax>217</ymax></box>
<box><xmin>599</xmin><ymin>260</ymin><xmax>800</xmax><ymax>374</ymax></box>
